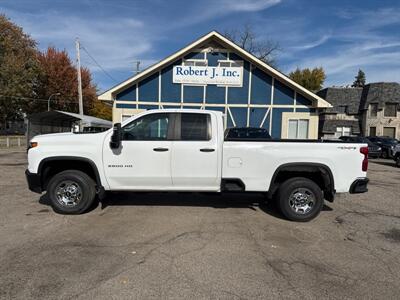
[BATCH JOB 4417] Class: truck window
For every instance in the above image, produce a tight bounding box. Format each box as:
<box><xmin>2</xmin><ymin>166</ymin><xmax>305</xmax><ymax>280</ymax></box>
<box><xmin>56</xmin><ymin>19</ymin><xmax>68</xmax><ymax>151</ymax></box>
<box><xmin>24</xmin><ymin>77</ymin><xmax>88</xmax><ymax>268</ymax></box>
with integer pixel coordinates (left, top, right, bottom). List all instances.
<box><xmin>180</xmin><ymin>113</ymin><xmax>210</xmax><ymax>141</ymax></box>
<box><xmin>122</xmin><ymin>113</ymin><xmax>170</xmax><ymax>140</ymax></box>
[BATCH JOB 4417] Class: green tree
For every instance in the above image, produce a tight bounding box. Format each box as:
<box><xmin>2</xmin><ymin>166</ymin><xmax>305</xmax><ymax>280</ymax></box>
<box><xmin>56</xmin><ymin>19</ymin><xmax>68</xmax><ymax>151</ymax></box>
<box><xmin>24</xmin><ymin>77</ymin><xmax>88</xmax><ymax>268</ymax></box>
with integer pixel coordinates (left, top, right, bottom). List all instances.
<box><xmin>288</xmin><ymin>67</ymin><xmax>326</xmax><ymax>92</ymax></box>
<box><xmin>0</xmin><ymin>15</ymin><xmax>42</xmax><ymax>128</ymax></box>
<box><xmin>89</xmin><ymin>101</ymin><xmax>112</xmax><ymax>121</ymax></box>
<box><xmin>352</xmin><ymin>69</ymin><xmax>366</xmax><ymax>87</ymax></box>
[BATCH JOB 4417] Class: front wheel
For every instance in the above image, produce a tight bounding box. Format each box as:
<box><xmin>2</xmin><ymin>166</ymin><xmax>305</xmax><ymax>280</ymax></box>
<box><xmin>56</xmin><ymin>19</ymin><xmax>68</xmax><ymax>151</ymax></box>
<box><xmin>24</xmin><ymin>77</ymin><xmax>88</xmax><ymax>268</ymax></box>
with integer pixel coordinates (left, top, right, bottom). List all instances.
<box><xmin>278</xmin><ymin>177</ymin><xmax>324</xmax><ymax>222</ymax></box>
<box><xmin>396</xmin><ymin>156</ymin><xmax>400</xmax><ymax>168</ymax></box>
<box><xmin>47</xmin><ymin>170</ymin><xmax>96</xmax><ymax>214</ymax></box>
<box><xmin>382</xmin><ymin>150</ymin><xmax>389</xmax><ymax>159</ymax></box>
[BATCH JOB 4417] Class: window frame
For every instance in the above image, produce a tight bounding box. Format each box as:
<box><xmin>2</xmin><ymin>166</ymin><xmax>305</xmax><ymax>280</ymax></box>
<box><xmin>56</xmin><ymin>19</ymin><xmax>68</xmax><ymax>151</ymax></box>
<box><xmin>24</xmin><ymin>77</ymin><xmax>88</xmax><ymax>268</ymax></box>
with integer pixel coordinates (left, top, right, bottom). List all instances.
<box><xmin>383</xmin><ymin>103</ymin><xmax>397</xmax><ymax>118</ymax></box>
<box><xmin>335</xmin><ymin>126</ymin><xmax>352</xmax><ymax>138</ymax></box>
<box><xmin>369</xmin><ymin>103</ymin><xmax>378</xmax><ymax>118</ymax></box>
<box><xmin>121</xmin><ymin>112</ymin><xmax>174</xmax><ymax>141</ymax></box>
<box><xmin>174</xmin><ymin>113</ymin><xmax>212</xmax><ymax>141</ymax></box>
<box><xmin>287</xmin><ymin>119</ymin><xmax>310</xmax><ymax>139</ymax></box>
<box><xmin>383</xmin><ymin>126</ymin><xmax>396</xmax><ymax>138</ymax></box>
<box><xmin>369</xmin><ymin>126</ymin><xmax>376</xmax><ymax>137</ymax></box>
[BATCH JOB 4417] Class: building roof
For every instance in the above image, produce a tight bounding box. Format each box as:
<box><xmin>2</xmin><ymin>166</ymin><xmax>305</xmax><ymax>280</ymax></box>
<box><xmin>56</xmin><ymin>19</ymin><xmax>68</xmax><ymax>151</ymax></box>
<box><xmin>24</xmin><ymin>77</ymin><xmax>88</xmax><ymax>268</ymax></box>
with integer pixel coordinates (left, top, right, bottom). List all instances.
<box><xmin>318</xmin><ymin>82</ymin><xmax>400</xmax><ymax>114</ymax></box>
<box><xmin>359</xmin><ymin>82</ymin><xmax>400</xmax><ymax>110</ymax></box>
<box><xmin>317</xmin><ymin>87</ymin><xmax>363</xmax><ymax>114</ymax></box>
<box><xmin>27</xmin><ymin>110</ymin><xmax>112</xmax><ymax>127</ymax></box>
<box><xmin>320</xmin><ymin>119</ymin><xmax>360</xmax><ymax>134</ymax></box>
<box><xmin>98</xmin><ymin>31</ymin><xmax>331</xmax><ymax>108</ymax></box>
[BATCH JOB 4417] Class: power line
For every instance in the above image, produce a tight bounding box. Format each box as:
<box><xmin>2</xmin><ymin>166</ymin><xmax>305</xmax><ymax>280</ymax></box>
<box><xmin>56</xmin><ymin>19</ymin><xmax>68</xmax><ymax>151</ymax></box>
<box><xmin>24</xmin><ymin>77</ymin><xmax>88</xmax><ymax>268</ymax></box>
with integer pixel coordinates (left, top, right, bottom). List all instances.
<box><xmin>80</xmin><ymin>45</ymin><xmax>118</xmax><ymax>82</ymax></box>
<box><xmin>0</xmin><ymin>95</ymin><xmax>80</xmax><ymax>104</ymax></box>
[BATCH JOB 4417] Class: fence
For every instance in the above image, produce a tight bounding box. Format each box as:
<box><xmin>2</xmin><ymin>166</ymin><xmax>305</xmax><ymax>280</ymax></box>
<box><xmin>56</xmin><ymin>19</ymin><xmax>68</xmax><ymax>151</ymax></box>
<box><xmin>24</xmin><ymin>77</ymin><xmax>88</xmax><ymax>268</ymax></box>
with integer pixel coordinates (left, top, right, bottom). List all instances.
<box><xmin>0</xmin><ymin>136</ymin><xmax>26</xmax><ymax>148</ymax></box>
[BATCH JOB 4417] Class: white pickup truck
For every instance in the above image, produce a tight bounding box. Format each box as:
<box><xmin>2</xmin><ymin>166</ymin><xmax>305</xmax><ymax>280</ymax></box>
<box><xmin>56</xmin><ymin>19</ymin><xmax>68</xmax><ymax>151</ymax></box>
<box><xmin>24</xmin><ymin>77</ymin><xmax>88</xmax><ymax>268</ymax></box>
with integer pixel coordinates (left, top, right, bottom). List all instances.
<box><xmin>26</xmin><ymin>109</ymin><xmax>369</xmax><ymax>221</ymax></box>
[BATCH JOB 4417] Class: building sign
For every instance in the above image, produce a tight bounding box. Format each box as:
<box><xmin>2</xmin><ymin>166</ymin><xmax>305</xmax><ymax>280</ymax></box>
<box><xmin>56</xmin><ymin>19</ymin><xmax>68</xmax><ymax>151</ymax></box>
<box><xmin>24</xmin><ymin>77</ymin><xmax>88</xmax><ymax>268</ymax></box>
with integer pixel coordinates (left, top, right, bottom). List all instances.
<box><xmin>173</xmin><ymin>66</ymin><xmax>243</xmax><ymax>86</ymax></box>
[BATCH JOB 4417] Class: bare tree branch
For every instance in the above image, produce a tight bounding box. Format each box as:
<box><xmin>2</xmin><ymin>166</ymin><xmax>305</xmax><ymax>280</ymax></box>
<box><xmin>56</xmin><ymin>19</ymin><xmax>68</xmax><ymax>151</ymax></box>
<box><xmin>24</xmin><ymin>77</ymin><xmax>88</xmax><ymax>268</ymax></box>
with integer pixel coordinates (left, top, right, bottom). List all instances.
<box><xmin>223</xmin><ymin>24</ymin><xmax>280</xmax><ymax>67</ymax></box>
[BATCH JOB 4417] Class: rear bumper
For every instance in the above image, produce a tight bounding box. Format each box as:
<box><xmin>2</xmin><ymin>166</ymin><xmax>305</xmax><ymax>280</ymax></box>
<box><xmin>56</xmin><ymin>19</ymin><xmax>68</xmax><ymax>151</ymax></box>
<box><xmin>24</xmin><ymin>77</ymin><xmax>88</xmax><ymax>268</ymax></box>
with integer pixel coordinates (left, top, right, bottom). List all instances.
<box><xmin>349</xmin><ymin>178</ymin><xmax>369</xmax><ymax>194</ymax></box>
<box><xmin>25</xmin><ymin>170</ymin><xmax>42</xmax><ymax>193</ymax></box>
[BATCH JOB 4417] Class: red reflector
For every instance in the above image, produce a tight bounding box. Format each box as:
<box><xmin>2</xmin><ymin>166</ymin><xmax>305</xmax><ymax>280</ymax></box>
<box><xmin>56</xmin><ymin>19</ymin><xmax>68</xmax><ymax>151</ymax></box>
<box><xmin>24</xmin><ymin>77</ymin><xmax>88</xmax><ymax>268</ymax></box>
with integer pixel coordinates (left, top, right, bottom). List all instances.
<box><xmin>360</xmin><ymin>146</ymin><xmax>368</xmax><ymax>171</ymax></box>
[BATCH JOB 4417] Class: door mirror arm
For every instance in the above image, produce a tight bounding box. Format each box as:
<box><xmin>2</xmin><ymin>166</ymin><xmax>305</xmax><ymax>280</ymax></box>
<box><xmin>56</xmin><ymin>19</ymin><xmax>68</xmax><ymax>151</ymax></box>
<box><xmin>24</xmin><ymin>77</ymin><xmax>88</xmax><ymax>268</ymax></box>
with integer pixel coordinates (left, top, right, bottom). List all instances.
<box><xmin>110</xmin><ymin>123</ymin><xmax>122</xmax><ymax>149</ymax></box>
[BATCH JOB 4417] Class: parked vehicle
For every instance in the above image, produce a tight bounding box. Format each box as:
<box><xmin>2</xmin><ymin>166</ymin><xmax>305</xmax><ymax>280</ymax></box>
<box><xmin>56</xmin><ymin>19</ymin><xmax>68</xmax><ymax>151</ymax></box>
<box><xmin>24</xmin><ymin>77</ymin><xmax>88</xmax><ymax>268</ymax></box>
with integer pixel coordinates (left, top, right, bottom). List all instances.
<box><xmin>367</xmin><ymin>136</ymin><xmax>398</xmax><ymax>159</ymax></box>
<box><xmin>392</xmin><ymin>144</ymin><xmax>400</xmax><ymax>167</ymax></box>
<box><xmin>225</xmin><ymin>127</ymin><xmax>271</xmax><ymax>140</ymax></box>
<box><xmin>26</xmin><ymin>109</ymin><xmax>369</xmax><ymax>222</ymax></box>
<box><xmin>339</xmin><ymin>136</ymin><xmax>382</xmax><ymax>158</ymax></box>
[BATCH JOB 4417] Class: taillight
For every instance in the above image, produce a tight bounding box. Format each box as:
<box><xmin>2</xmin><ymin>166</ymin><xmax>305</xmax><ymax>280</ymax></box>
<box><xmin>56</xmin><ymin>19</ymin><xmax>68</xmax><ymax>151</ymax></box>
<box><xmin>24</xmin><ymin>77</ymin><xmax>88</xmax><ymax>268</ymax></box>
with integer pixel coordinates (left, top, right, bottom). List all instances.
<box><xmin>360</xmin><ymin>146</ymin><xmax>368</xmax><ymax>171</ymax></box>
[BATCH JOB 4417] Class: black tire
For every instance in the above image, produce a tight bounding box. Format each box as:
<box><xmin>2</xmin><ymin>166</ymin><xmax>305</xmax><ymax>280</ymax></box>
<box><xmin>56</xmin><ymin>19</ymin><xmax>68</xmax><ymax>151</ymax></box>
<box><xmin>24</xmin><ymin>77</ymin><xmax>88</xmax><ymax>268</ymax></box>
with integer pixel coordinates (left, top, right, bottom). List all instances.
<box><xmin>278</xmin><ymin>177</ymin><xmax>324</xmax><ymax>222</ymax></box>
<box><xmin>396</xmin><ymin>156</ymin><xmax>400</xmax><ymax>168</ymax></box>
<box><xmin>382</xmin><ymin>150</ymin><xmax>388</xmax><ymax>159</ymax></box>
<box><xmin>47</xmin><ymin>170</ymin><xmax>96</xmax><ymax>214</ymax></box>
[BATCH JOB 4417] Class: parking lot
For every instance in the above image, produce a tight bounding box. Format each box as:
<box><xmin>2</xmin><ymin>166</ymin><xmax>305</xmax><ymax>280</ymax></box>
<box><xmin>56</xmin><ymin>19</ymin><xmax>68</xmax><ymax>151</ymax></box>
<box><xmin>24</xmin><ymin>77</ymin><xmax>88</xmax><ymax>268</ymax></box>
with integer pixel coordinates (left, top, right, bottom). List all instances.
<box><xmin>0</xmin><ymin>148</ymin><xmax>399</xmax><ymax>299</ymax></box>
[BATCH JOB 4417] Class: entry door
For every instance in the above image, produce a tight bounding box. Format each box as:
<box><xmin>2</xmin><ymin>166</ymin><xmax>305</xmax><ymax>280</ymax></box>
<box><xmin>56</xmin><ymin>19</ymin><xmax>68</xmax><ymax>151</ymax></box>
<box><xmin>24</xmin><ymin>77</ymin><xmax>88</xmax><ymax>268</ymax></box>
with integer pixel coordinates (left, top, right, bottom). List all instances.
<box><xmin>171</xmin><ymin>113</ymin><xmax>219</xmax><ymax>190</ymax></box>
<box><xmin>103</xmin><ymin>113</ymin><xmax>173</xmax><ymax>190</ymax></box>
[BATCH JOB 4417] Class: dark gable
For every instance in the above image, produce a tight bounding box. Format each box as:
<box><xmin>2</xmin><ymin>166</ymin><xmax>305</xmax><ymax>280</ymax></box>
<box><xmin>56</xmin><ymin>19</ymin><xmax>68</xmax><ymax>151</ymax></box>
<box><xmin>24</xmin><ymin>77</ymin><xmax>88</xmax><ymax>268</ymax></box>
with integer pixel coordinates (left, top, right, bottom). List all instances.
<box><xmin>317</xmin><ymin>87</ymin><xmax>363</xmax><ymax>114</ymax></box>
<box><xmin>360</xmin><ymin>82</ymin><xmax>400</xmax><ymax>111</ymax></box>
<box><xmin>318</xmin><ymin>82</ymin><xmax>400</xmax><ymax>114</ymax></box>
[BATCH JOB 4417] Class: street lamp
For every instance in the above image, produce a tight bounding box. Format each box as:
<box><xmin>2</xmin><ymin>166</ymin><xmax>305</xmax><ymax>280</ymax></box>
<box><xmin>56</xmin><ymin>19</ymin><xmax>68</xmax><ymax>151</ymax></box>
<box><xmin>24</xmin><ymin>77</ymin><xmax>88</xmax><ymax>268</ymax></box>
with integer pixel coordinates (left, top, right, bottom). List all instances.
<box><xmin>48</xmin><ymin>93</ymin><xmax>61</xmax><ymax>111</ymax></box>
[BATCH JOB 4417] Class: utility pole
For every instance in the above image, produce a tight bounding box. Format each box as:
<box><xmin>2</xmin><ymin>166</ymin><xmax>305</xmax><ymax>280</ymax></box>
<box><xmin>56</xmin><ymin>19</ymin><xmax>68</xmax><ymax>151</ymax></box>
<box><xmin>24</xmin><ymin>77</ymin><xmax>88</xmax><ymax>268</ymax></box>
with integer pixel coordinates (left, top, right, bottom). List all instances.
<box><xmin>132</xmin><ymin>61</ymin><xmax>140</xmax><ymax>74</ymax></box>
<box><xmin>76</xmin><ymin>38</ymin><xmax>83</xmax><ymax>117</ymax></box>
<box><xmin>136</xmin><ymin>61</ymin><xmax>140</xmax><ymax>74</ymax></box>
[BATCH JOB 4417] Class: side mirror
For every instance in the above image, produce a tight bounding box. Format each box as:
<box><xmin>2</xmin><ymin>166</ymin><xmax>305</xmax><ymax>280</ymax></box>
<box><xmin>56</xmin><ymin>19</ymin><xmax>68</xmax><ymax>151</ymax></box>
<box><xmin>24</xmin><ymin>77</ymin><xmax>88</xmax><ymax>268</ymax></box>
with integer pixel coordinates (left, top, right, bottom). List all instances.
<box><xmin>110</xmin><ymin>123</ymin><xmax>122</xmax><ymax>149</ymax></box>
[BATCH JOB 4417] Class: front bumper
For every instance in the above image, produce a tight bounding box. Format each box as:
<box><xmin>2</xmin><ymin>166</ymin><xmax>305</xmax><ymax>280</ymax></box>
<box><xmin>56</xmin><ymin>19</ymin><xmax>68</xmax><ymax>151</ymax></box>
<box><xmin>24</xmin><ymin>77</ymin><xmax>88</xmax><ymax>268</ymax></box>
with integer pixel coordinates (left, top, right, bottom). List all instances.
<box><xmin>368</xmin><ymin>150</ymin><xmax>381</xmax><ymax>158</ymax></box>
<box><xmin>25</xmin><ymin>170</ymin><xmax>42</xmax><ymax>193</ymax></box>
<box><xmin>349</xmin><ymin>178</ymin><xmax>369</xmax><ymax>194</ymax></box>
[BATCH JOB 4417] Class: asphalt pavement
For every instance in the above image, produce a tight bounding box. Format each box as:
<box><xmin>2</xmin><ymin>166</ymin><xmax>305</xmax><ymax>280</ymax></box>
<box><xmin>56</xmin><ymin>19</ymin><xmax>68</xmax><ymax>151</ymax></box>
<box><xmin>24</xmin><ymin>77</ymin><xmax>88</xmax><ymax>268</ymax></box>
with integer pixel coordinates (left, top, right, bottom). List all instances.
<box><xmin>0</xmin><ymin>148</ymin><xmax>399</xmax><ymax>299</ymax></box>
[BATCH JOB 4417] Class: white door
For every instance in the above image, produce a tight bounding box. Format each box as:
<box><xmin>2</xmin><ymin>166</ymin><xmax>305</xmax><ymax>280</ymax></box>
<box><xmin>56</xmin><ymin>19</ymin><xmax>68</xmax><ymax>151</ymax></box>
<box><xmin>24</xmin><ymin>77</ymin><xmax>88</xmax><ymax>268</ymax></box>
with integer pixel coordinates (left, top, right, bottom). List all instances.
<box><xmin>103</xmin><ymin>112</ymin><xmax>173</xmax><ymax>190</ymax></box>
<box><xmin>171</xmin><ymin>113</ymin><xmax>219</xmax><ymax>190</ymax></box>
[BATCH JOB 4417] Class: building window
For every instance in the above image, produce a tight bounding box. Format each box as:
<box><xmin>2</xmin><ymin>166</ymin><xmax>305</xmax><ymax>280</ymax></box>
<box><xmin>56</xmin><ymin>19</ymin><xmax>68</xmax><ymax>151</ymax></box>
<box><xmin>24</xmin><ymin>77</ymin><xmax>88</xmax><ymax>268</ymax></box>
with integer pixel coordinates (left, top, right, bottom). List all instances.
<box><xmin>369</xmin><ymin>127</ymin><xmax>376</xmax><ymax>137</ymax></box>
<box><xmin>288</xmin><ymin>119</ymin><xmax>309</xmax><ymax>139</ymax></box>
<box><xmin>383</xmin><ymin>127</ymin><xmax>396</xmax><ymax>138</ymax></box>
<box><xmin>218</xmin><ymin>60</ymin><xmax>243</xmax><ymax>68</ymax></box>
<box><xmin>384</xmin><ymin>103</ymin><xmax>397</xmax><ymax>117</ymax></box>
<box><xmin>335</xmin><ymin>126</ymin><xmax>351</xmax><ymax>138</ymax></box>
<box><xmin>182</xmin><ymin>59</ymin><xmax>207</xmax><ymax>67</ymax></box>
<box><xmin>369</xmin><ymin>103</ymin><xmax>378</xmax><ymax>118</ymax></box>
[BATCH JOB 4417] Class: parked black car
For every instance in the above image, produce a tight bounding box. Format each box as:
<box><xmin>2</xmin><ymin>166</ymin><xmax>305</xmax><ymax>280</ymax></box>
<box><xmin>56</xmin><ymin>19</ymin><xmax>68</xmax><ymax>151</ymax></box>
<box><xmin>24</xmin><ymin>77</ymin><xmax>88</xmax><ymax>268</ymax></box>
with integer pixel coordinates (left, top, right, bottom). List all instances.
<box><xmin>339</xmin><ymin>136</ymin><xmax>382</xmax><ymax>158</ymax></box>
<box><xmin>225</xmin><ymin>127</ymin><xmax>271</xmax><ymax>140</ymax></box>
<box><xmin>367</xmin><ymin>136</ymin><xmax>399</xmax><ymax>159</ymax></box>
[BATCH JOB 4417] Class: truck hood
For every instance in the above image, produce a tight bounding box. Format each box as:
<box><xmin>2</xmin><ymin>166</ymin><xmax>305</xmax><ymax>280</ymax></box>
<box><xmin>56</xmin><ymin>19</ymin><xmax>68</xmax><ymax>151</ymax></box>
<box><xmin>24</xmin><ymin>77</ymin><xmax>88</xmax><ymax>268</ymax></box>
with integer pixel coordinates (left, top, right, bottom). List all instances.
<box><xmin>31</xmin><ymin>131</ymin><xmax>109</xmax><ymax>147</ymax></box>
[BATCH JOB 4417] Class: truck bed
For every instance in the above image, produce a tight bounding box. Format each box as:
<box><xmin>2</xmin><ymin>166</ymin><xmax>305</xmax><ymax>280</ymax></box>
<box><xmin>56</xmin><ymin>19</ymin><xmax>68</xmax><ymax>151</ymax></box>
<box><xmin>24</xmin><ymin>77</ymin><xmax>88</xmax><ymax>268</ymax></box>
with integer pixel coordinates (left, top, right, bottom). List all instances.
<box><xmin>222</xmin><ymin>140</ymin><xmax>366</xmax><ymax>193</ymax></box>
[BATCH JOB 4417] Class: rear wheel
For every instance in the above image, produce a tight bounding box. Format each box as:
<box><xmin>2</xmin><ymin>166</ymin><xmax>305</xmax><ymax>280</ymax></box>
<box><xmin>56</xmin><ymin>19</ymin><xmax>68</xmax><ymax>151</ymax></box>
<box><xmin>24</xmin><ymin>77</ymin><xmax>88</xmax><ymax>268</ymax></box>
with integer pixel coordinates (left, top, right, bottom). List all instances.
<box><xmin>47</xmin><ymin>170</ymin><xmax>96</xmax><ymax>214</ymax></box>
<box><xmin>278</xmin><ymin>177</ymin><xmax>324</xmax><ymax>222</ymax></box>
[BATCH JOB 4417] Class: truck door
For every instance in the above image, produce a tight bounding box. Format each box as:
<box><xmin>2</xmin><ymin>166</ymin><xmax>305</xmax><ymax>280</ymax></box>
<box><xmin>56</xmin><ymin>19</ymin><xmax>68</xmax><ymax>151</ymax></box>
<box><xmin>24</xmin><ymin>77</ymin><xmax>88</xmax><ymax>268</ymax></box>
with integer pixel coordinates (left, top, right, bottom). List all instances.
<box><xmin>170</xmin><ymin>112</ymin><xmax>220</xmax><ymax>190</ymax></box>
<box><xmin>103</xmin><ymin>112</ymin><xmax>173</xmax><ymax>190</ymax></box>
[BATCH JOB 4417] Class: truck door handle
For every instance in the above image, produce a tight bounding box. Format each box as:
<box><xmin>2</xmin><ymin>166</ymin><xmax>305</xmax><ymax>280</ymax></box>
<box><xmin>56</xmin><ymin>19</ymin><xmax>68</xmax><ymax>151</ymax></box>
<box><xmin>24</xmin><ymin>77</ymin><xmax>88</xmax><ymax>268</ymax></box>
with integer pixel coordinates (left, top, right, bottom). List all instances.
<box><xmin>200</xmin><ymin>148</ymin><xmax>215</xmax><ymax>152</ymax></box>
<box><xmin>153</xmin><ymin>147</ymin><xmax>169</xmax><ymax>152</ymax></box>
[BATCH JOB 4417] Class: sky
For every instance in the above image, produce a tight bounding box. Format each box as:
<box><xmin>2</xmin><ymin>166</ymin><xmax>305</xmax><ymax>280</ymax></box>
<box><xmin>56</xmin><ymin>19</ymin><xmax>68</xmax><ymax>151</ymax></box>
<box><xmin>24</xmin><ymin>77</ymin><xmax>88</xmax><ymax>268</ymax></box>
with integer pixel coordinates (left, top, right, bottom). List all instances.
<box><xmin>1</xmin><ymin>0</ymin><xmax>400</xmax><ymax>93</ymax></box>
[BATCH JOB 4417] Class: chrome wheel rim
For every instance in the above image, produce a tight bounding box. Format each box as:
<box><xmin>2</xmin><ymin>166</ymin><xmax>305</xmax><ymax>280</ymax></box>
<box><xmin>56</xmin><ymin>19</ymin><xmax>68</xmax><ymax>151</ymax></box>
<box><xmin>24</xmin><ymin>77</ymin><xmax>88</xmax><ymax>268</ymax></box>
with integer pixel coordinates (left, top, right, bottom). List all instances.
<box><xmin>55</xmin><ymin>180</ymin><xmax>82</xmax><ymax>207</ymax></box>
<box><xmin>288</xmin><ymin>188</ymin><xmax>315</xmax><ymax>215</ymax></box>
